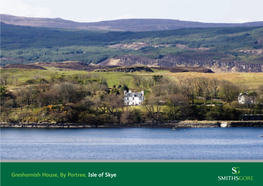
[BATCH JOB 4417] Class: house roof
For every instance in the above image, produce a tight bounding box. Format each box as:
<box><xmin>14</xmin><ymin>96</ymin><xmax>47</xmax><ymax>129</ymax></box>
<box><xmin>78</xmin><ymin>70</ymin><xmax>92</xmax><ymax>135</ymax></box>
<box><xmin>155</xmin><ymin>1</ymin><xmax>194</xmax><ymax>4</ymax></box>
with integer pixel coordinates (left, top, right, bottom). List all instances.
<box><xmin>125</xmin><ymin>92</ymin><xmax>142</xmax><ymax>97</ymax></box>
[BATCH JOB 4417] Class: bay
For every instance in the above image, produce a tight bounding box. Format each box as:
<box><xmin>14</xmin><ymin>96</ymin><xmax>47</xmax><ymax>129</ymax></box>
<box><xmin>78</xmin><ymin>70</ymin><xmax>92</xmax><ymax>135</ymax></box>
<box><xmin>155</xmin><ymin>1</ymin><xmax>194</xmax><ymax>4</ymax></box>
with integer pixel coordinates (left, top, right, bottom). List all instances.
<box><xmin>1</xmin><ymin>127</ymin><xmax>263</xmax><ymax>160</ymax></box>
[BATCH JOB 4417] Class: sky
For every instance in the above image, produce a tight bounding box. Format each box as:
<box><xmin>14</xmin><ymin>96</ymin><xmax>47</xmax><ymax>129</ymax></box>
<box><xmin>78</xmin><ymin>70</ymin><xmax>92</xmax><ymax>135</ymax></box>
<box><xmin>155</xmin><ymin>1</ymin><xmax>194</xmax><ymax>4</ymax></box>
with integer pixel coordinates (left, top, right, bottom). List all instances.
<box><xmin>0</xmin><ymin>0</ymin><xmax>263</xmax><ymax>23</ymax></box>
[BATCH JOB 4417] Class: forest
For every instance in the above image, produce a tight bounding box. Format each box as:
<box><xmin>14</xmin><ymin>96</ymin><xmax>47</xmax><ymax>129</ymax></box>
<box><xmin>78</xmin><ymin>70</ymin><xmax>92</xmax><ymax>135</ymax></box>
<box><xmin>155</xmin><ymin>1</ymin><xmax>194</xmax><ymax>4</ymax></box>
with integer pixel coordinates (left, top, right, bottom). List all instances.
<box><xmin>1</xmin><ymin>23</ymin><xmax>263</xmax><ymax>66</ymax></box>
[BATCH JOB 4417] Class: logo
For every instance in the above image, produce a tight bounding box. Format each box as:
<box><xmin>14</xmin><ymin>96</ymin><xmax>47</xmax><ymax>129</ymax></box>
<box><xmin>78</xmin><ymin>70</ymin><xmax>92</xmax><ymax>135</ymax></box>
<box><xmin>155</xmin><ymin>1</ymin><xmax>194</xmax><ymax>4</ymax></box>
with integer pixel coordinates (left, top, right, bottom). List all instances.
<box><xmin>232</xmin><ymin>167</ymin><xmax>240</xmax><ymax>174</ymax></box>
<box><xmin>218</xmin><ymin>167</ymin><xmax>254</xmax><ymax>181</ymax></box>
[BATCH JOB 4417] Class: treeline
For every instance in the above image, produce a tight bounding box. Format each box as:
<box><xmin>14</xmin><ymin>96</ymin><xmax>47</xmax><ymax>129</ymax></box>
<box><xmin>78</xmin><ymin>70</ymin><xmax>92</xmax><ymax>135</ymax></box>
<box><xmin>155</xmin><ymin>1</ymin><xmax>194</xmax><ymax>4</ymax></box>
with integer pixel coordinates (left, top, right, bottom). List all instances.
<box><xmin>0</xmin><ymin>46</ymin><xmax>119</xmax><ymax>65</ymax></box>
<box><xmin>2</xmin><ymin>23</ymin><xmax>262</xmax><ymax>50</ymax></box>
<box><xmin>1</xmin><ymin>72</ymin><xmax>263</xmax><ymax>124</ymax></box>
<box><xmin>0</xmin><ymin>45</ymin><xmax>182</xmax><ymax>65</ymax></box>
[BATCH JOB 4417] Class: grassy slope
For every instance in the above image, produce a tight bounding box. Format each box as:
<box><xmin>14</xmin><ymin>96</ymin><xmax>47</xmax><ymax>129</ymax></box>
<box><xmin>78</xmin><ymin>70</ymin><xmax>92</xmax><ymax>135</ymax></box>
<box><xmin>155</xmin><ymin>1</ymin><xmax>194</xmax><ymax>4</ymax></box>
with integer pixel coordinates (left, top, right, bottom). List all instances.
<box><xmin>0</xmin><ymin>67</ymin><xmax>170</xmax><ymax>88</ymax></box>
<box><xmin>170</xmin><ymin>72</ymin><xmax>263</xmax><ymax>89</ymax></box>
<box><xmin>1</xmin><ymin>68</ymin><xmax>87</xmax><ymax>83</ymax></box>
<box><xmin>2</xmin><ymin>67</ymin><xmax>263</xmax><ymax>90</ymax></box>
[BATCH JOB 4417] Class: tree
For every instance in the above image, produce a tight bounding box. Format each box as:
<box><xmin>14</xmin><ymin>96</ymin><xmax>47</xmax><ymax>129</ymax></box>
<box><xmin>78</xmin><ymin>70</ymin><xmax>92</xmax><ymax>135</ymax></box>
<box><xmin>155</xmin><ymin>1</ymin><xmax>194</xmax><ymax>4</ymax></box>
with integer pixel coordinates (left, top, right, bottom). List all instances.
<box><xmin>133</xmin><ymin>76</ymin><xmax>142</xmax><ymax>88</ymax></box>
<box><xmin>130</xmin><ymin>109</ymin><xmax>143</xmax><ymax>123</ymax></box>
<box><xmin>119</xmin><ymin>78</ymin><xmax>130</xmax><ymax>92</ymax></box>
<box><xmin>197</xmin><ymin>78</ymin><xmax>210</xmax><ymax>104</ymax></box>
<box><xmin>26</xmin><ymin>86</ymin><xmax>38</xmax><ymax>110</ymax></box>
<box><xmin>120</xmin><ymin>110</ymin><xmax>132</xmax><ymax>124</ymax></box>
<box><xmin>11</xmin><ymin>75</ymin><xmax>20</xmax><ymax>85</ymax></box>
<box><xmin>143</xmin><ymin>95</ymin><xmax>163</xmax><ymax>122</ymax></box>
<box><xmin>192</xmin><ymin>77</ymin><xmax>209</xmax><ymax>99</ymax></box>
<box><xmin>110</xmin><ymin>88</ymin><xmax>120</xmax><ymax>95</ymax></box>
<box><xmin>220</xmin><ymin>81</ymin><xmax>240</xmax><ymax>103</ymax></box>
<box><xmin>255</xmin><ymin>95</ymin><xmax>263</xmax><ymax>114</ymax></box>
<box><xmin>152</xmin><ymin>75</ymin><xmax>163</xmax><ymax>84</ymax></box>
<box><xmin>0</xmin><ymin>85</ymin><xmax>7</xmax><ymax>99</ymax></box>
<box><xmin>162</xmin><ymin>82</ymin><xmax>178</xmax><ymax>95</ymax></box>
<box><xmin>120</xmin><ymin>84</ymin><xmax>129</xmax><ymax>93</ymax></box>
<box><xmin>104</xmin><ymin>94</ymin><xmax>123</xmax><ymax>123</ymax></box>
<box><xmin>142</xmin><ymin>77</ymin><xmax>154</xmax><ymax>89</ymax></box>
<box><xmin>165</xmin><ymin>94</ymin><xmax>191</xmax><ymax>120</ymax></box>
<box><xmin>258</xmin><ymin>85</ymin><xmax>263</xmax><ymax>95</ymax></box>
<box><xmin>1</xmin><ymin>73</ymin><xmax>10</xmax><ymax>85</ymax></box>
<box><xmin>152</xmin><ymin>77</ymin><xmax>178</xmax><ymax>96</ymax></box>
<box><xmin>14</xmin><ymin>87</ymin><xmax>28</xmax><ymax>110</ymax></box>
<box><xmin>248</xmin><ymin>91</ymin><xmax>258</xmax><ymax>113</ymax></box>
<box><xmin>4</xmin><ymin>99</ymin><xmax>14</xmax><ymax>112</ymax></box>
<box><xmin>37</xmin><ymin>90</ymin><xmax>58</xmax><ymax>107</ymax></box>
<box><xmin>208</xmin><ymin>78</ymin><xmax>219</xmax><ymax>104</ymax></box>
<box><xmin>56</xmin><ymin>82</ymin><xmax>80</xmax><ymax>103</ymax></box>
<box><xmin>78</xmin><ymin>113</ymin><xmax>97</xmax><ymax>124</ymax></box>
<box><xmin>179</xmin><ymin>78</ymin><xmax>195</xmax><ymax>104</ymax></box>
<box><xmin>91</xmin><ymin>95</ymin><xmax>102</xmax><ymax>116</ymax></box>
<box><xmin>152</xmin><ymin>84</ymin><xmax>164</xmax><ymax>96</ymax></box>
<box><xmin>1</xmin><ymin>103</ymin><xmax>12</xmax><ymax>122</ymax></box>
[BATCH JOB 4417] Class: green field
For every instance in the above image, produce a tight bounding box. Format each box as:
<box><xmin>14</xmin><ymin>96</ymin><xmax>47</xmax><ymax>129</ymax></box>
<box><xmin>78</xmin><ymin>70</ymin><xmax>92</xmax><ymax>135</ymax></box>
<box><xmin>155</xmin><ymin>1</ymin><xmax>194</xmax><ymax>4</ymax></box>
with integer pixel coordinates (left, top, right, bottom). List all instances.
<box><xmin>1</xmin><ymin>67</ymin><xmax>170</xmax><ymax>89</ymax></box>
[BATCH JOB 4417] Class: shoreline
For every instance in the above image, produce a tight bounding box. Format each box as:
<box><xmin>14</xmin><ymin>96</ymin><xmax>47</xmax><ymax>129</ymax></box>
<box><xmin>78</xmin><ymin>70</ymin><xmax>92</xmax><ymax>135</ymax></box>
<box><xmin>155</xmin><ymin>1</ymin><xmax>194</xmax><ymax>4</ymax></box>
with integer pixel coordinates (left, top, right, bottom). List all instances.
<box><xmin>1</xmin><ymin>121</ymin><xmax>263</xmax><ymax>129</ymax></box>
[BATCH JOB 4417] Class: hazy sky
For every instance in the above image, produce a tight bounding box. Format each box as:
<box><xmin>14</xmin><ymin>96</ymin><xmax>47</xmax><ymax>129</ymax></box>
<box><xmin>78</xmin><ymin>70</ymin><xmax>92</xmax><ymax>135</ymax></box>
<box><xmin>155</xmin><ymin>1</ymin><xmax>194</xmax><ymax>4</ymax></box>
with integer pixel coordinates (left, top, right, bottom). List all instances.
<box><xmin>1</xmin><ymin>0</ymin><xmax>263</xmax><ymax>23</ymax></box>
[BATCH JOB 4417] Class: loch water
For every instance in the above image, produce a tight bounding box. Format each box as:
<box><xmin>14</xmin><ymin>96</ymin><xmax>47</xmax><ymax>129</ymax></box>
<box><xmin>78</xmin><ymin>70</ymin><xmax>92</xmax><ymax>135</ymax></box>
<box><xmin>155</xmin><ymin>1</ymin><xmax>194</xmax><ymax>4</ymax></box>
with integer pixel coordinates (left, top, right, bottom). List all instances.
<box><xmin>1</xmin><ymin>127</ymin><xmax>263</xmax><ymax>160</ymax></box>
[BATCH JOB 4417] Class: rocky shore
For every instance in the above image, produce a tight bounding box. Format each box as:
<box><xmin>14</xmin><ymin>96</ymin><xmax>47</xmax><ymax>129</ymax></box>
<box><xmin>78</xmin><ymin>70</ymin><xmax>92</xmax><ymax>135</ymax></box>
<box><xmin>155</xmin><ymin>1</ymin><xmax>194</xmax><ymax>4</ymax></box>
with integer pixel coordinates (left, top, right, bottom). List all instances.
<box><xmin>1</xmin><ymin>121</ymin><xmax>263</xmax><ymax>129</ymax></box>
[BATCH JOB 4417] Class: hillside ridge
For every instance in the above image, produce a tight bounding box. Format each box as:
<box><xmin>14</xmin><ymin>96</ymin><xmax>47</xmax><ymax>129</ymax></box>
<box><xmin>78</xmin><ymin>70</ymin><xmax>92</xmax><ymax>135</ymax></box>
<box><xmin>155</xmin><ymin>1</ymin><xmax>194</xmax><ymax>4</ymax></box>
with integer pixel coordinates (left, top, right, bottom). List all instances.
<box><xmin>1</xmin><ymin>14</ymin><xmax>263</xmax><ymax>32</ymax></box>
<box><xmin>99</xmin><ymin>55</ymin><xmax>263</xmax><ymax>73</ymax></box>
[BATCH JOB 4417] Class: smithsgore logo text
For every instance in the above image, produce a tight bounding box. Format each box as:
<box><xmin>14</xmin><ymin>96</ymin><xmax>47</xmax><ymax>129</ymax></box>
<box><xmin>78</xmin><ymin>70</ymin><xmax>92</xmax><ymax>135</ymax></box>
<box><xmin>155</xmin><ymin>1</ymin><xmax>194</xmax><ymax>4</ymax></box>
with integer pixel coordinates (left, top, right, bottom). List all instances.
<box><xmin>218</xmin><ymin>167</ymin><xmax>254</xmax><ymax>181</ymax></box>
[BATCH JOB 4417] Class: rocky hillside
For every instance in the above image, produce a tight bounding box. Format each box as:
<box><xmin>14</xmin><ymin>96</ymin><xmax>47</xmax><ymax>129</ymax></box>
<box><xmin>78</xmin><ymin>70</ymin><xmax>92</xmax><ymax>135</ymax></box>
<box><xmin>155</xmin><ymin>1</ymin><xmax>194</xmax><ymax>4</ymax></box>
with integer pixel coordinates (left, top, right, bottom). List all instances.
<box><xmin>2</xmin><ymin>14</ymin><xmax>263</xmax><ymax>32</ymax></box>
<box><xmin>99</xmin><ymin>55</ymin><xmax>263</xmax><ymax>72</ymax></box>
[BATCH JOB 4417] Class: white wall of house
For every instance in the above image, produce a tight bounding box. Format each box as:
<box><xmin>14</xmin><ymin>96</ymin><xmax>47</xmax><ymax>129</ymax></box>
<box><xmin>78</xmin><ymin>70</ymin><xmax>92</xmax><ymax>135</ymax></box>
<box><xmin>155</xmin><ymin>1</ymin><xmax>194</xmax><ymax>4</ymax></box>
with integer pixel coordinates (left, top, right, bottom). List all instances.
<box><xmin>238</xmin><ymin>93</ymin><xmax>254</xmax><ymax>104</ymax></box>
<box><xmin>124</xmin><ymin>90</ymin><xmax>144</xmax><ymax>106</ymax></box>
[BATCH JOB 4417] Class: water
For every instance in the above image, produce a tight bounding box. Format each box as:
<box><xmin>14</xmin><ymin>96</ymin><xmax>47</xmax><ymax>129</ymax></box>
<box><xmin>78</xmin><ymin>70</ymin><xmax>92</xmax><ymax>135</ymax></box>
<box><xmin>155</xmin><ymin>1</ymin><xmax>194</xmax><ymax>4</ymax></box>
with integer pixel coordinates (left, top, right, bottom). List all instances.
<box><xmin>1</xmin><ymin>127</ymin><xmax>263</xmax><ymax>160</ymax></box>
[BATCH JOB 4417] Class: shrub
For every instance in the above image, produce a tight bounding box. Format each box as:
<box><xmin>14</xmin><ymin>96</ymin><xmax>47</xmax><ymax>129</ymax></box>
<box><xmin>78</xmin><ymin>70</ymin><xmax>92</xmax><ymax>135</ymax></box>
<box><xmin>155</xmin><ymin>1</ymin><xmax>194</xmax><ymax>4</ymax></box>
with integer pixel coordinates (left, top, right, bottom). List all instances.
<box><xmin>25</xmin><ymin>79</ymin><xmax>37</xmax><ymax>85</ymax></box>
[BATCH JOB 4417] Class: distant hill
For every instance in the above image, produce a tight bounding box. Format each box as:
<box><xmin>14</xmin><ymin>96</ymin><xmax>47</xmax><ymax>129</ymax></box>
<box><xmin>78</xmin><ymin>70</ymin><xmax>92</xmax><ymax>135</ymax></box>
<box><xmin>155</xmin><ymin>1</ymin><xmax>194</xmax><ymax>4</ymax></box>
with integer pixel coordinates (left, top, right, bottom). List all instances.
<box><xmin>1</xmin><ymin>17</ymin><xmax>263</xmax><ymax>72</ymax></box>
<box><xmin>1</xmin><ymin>14</ymin><xmax>263</xmax><ymax>32</ymax></box>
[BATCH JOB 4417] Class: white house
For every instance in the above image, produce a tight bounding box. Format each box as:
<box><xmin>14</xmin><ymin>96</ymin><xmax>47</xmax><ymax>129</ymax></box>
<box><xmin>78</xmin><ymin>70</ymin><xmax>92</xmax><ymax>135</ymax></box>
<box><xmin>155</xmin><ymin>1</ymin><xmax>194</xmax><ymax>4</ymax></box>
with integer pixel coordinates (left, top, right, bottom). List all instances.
<box><xmin>238</xmin><ymin>93</ymin><xmax>254</xmax><ymax>104</ymax></box>
<box><xmin>124</xmin><ymin>90</ymin><xmax>144</xmax><ymax>106</ymax></box>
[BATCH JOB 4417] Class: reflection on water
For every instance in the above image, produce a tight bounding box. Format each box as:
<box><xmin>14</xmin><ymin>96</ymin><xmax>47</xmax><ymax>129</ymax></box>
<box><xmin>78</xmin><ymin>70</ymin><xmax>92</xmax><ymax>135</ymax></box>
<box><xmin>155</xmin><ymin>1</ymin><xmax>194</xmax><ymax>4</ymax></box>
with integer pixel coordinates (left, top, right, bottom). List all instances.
<box><xmin>1</xmin><ymin>127</ymin><xmax>263</xmax><ymax>160</ymax></box>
